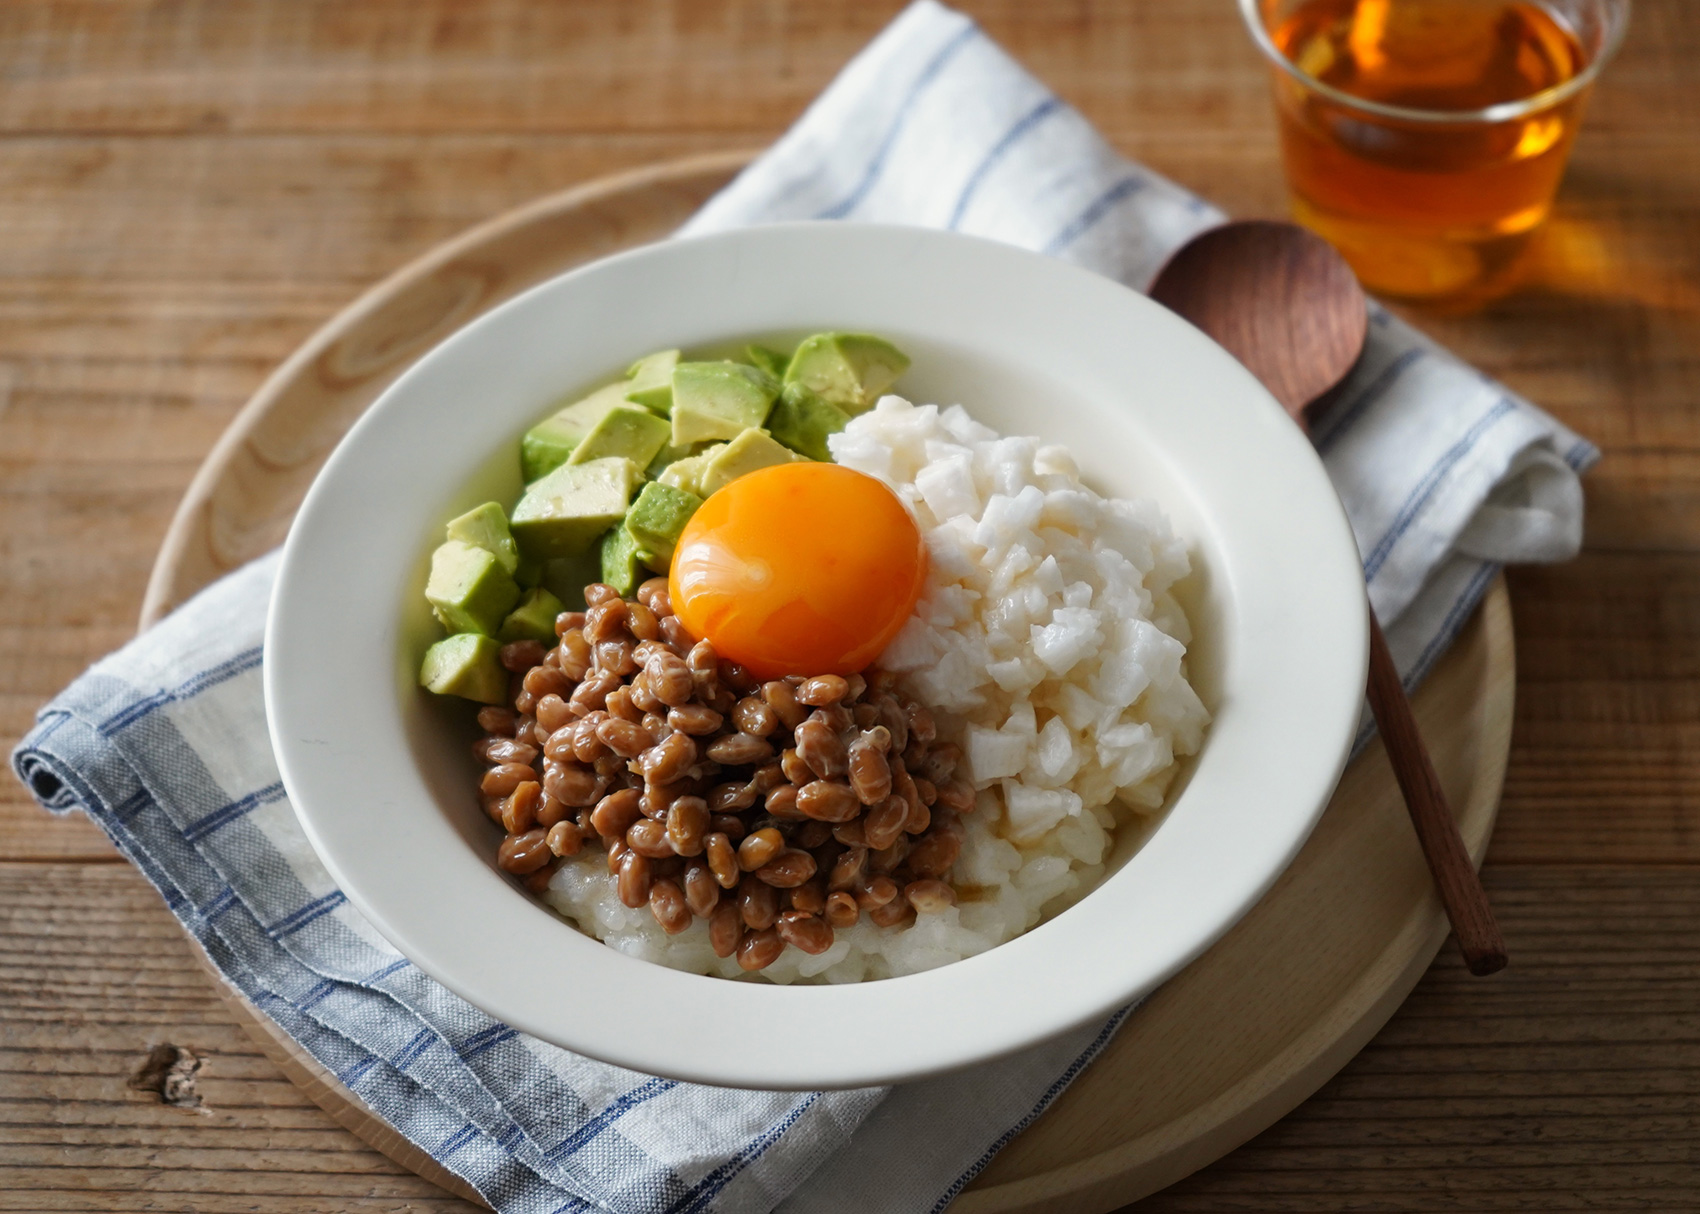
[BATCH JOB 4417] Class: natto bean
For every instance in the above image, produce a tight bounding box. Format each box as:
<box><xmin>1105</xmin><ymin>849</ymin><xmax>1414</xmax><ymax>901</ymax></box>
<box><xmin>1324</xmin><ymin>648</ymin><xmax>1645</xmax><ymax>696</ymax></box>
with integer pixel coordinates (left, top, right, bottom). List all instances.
<box><xmin>736</xmin><ymin>926</ymin><xmax>783</xmax><ymax>971</ymax></box>
<box><xmin>497</xmin><ymin>829</ymin><xmax>551</xmax><ymax>875</ymax></box>
<box><xmin>616</xmin><ymin>851</ymin><xmax>652</xmax><ymax>908</ymax></box>
<box><xmin>648</xmin><ymin>879</ymin><xmax>692</xmax><ymax>934</ymax></box>
<box><xmin>775</xmin><ymin>910</ymin><xmax>833</xmax><ymax>955</ymax></box>
<box><xmin>755</xmin><ymin>848</ymin><xmax>817</xmax><ymax>889</ymax></box>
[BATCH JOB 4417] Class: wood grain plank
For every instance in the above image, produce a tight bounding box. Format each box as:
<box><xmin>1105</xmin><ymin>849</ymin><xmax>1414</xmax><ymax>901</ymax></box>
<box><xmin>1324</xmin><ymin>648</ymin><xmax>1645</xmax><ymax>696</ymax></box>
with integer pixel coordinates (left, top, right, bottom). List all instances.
<box><xmin>1127</xmin><ymin>865</ymin><xmax>1700</xmax><ymax>1212</ymax></box>
<box><xmin>3</xmin><ymin>863</ymin><xmax>1694</xmax><ymax>1210</ymax></box>
<box><xmin>0</xmin><ymin>0</ymin><xmax>1294</xmax><ymax>140</ymax></box>
<box><xmin>0</xmin><ymin>0</ymin><xmax>1680</xmax><ymax>146</ymax></box>
<box><xmin>0</xmin><ymin>863</ymin><xmax>473</xmax><ymax>1211</ymax></box>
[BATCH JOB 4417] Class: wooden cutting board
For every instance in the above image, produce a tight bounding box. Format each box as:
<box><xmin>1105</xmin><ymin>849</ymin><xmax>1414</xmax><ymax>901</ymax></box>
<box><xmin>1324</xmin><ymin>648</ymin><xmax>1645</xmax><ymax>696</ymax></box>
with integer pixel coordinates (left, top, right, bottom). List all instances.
<box><xmin>142</xmin><ymin>150</ymin><xmax>1514</xmax><ymax>1213</ymax></box>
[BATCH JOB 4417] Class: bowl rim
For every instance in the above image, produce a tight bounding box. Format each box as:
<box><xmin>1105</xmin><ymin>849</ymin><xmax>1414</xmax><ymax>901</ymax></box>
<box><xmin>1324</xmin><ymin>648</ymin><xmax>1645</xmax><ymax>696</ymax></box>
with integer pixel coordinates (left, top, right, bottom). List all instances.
<box><xmin>265</xmin><ymin>220</ymin><xmax>1369</xmax><ymax>1090</ymax></box>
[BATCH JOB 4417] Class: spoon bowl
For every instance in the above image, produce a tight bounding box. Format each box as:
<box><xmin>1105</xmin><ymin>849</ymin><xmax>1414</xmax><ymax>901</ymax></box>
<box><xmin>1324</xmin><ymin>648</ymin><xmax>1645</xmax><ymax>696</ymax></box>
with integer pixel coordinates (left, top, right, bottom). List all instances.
<box><xmin>1149</xmin><ymin>219</ymin><xmax>1368</xmax><ymax>425</ymax></box>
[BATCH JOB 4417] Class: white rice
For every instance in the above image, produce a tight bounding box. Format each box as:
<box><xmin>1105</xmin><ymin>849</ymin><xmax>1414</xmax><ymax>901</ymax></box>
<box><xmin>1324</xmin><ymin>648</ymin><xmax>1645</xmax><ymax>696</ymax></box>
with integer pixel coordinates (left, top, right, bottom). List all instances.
<box><xmin>543</xmin><ymin>396</ymin><xmax>1208</xmax><ymax>983</ymax></box>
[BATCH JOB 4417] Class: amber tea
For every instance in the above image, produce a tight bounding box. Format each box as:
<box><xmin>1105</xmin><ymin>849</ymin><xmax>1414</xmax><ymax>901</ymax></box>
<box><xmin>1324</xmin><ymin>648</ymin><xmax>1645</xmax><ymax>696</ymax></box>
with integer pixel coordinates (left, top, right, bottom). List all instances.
<box><xmin>1245</xmin><ymin>0</ymin><xmax>1623</xmax><ymax>300</ymax></box>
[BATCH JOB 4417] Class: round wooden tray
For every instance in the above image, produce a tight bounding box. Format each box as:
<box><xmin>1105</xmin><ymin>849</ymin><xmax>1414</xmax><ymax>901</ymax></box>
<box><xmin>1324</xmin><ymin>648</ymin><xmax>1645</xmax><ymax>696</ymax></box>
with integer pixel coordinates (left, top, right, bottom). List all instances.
<box><xmin>143</xmin><ymin>151</ymin><xmax>1514</xmax><ymax>1213</ymax></box>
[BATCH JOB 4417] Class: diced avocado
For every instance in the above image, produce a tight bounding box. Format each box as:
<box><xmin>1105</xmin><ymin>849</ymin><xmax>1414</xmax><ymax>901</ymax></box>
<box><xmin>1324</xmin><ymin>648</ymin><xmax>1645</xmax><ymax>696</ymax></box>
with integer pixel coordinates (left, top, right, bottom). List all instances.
<box><xmin>746</xmin><ymin>345</ymin><xmax>791</xmax><ymax>380</ymax></box>
<box><xmin>514</xmin><ymin>550</ymin><xmax>542</xmax><ymax>589</ymax></box>
<box><xmin>699</xmin><ymin>427</ymin><xmax>806</xmax><ymax>496</ymax></box>
<box><xmin>670</xmin><ymin>361</ymin><xmax>780</xmax><ymax>446</ymax></box>
<box><xmin>510</xmin><ymin>457</ymin><xmax>640</xmax><ymax>559</ymax></box>
<box><xmin>444</xmin><ymin>502</ymin><xmax>520</xmax><ymax>575</ymax></box>
<box><xmin>425</xmin><ymin>540</ymin><xmax>521</xmax><ymax>637</ymax></box>
<box><xmin>567</xmin><ymin>403</ymin><xmax>672</xmax><ymax>471</ymax></box>
<box><xmin>624</xmin><ymin>481</ymin><xmax>702</xmax><ymax>567</ymax></box>
<box><xmin>644</xmin><ymin>440</ymin><xmax>696</xmax><ymax>481</ymax></box>
<box><xmin>498</xmin><ymin>587</ymin><xmax>566</xmax><ymax>644</ymax></box>
<box><xmin>783</xmin><ymin>333</ymin><xmax>909</xmax><ymax>414</ymax></box>
<box><xmin>537</xmin><ymin>550</ymin><xmax>602</xmax><ymax>611</ymax></box>
<box><xmin>520</xmin><ymin>381</ymin><xmax>629</xmax><ymax>482</ymax></box>
<box><xmin>420</xmin><ymin>633</ymin><xmax>508</xmax><ymax>704</ymax></box>
<box><xmin>625</xmin><ymin>348</ymin><xmax>681</xmax><ymax>415</ymax></box>
<box><xmin>657</xmin><ymin>444</ymin><xmax>725</xmax><ymax>498</ymax></box>
<box><xmin>766</xmin><ymin>383</ymin><xmax>851</xmax><ymax>462</ymax></box>
<box><xmin>600</xmin><ymin>525</ymin><xmax>646</xmax><ymax>598</ymax></box>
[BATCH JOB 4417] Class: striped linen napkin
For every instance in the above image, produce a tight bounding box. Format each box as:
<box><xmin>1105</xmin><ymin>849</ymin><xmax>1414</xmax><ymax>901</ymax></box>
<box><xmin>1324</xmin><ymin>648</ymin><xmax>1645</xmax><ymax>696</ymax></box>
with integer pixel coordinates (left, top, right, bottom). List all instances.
<box><xmin>13</xmin><ymin>3</ymin><xmax>1595</xmax><ymax>1212</ymax></box>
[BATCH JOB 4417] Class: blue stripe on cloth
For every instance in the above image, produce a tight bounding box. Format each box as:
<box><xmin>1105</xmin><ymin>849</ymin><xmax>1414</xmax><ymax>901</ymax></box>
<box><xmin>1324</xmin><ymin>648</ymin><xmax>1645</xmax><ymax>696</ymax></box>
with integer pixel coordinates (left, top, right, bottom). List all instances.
<box><xmin>814</xmin><ymin>22</ymin><xmax>981</xmax><ymax>219</ymax></box>
<box><xmin>181</xmin><ymin>779</ymin><xmax>286</xmax><ymax>842</ymax></box>
<box><xmin>667</xmin><ymin>1093</ymin><xmax>821</xmax><ymax>1214</ymax></box>
<box><xmin>462</xmin><ymin>1027</ymin><xmax>516</xmax><ymax>1059</ymax></box>
<box><xmin>462</xmin><ymin>1022</ymin><xmax>511</xmax><ymax>1052</ymax></box>
<box><xmin>1042</xmin><ymin>173</ymin><xmax>1147</xmax><ymax>256</ymax></box>
<box><xmin>545</xmin><ymin>1075</ymin><xmax>678</xmax><ymax>1162</ymax></box>
<box><xmin>1564</xmin><ymin>437</ymin><xmax>1598</xmax><ymax>470</ymax></box>
<box><xmin>298</xmin><ymin>977</ymin><xmax>337</xmax><ymax>1010</ymax></box>
<box><xmin>200</xmin><ymin>887</ymin><xmax>238</xmax><ymax>921</ymax></box>
<box><xmin>462</xmin><ymin>1022</ymin><xmax>518</xmax><ymax>1058</ymax></box>
<box><xmin>435</xmin><ymin>1123</ymin><xmax>479</xmax><ymax>1162</ymax></box>
<box><xmin>1407</xmin><ymin>561</ymin><xmax>1502</xmax><ymax>692</ymax></box>
<box><xmin>267</xmin><ymin>889</ymin><xmax>347</xmax><ymax>938</ymax></box>
<box><xmin>946</xmin><ymin>94</ymin><xmax>1062</xmax><ymax>229</ymax></box>
<box><xmin>337</xmin><ymin>1054</ymin><xmax>379</xmax><ymax>1087</ymax></box>
<box><xmin>32</xmin><ymin>712</ymin><xmax>68</xmax><ymax>748</ymax></box>
<box><xmin>1363</xmin><ymin>397</ymin><xmax>1516</xmax><ymax>582</ymax></box>
<box><xmin>98</xmin><ymin>644</ymin><xmax>264</xmax><ymax>736</ymax></box>
<box><xmin>112</xmin><ymin>786</ymin><xmax>152</xmax><ymax>823</ymax></box>
<box><xmin>926</xmin><ymin>1003</ymin><xmax>1136</xmax><ymax>1213</ymax></box>
<box><xmin>364</xmin><ymin>957</ymin><xmax>410</xmax><ymax>983</ymax></box>
<box><xmin>1313</xmin><ymin>347</ymin><xmax>1423</xmax><ymax>454</ymax></box>
<box><xmin>392</xmin><ymin>1027</ymin><xmax>435</xmax><ymax>1070</ymax></box>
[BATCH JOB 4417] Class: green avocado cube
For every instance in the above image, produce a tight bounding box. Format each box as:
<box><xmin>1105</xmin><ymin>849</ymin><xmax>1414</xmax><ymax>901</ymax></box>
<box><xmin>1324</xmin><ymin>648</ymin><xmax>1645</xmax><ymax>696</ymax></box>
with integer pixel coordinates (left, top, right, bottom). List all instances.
<box><xmin>600</xmin><ymin>525</ymin><xmax>646</xmax><ymax>598</ymax></box>
<box><xmin>444</xmin><ymin>501</ymin><xmax>519</xmax><ymax>575</ymax></box>
<box><xmin>766</xmin><ymin>383</ymin><xmax>851</xmax><ymax>462</ymax></box>
<box><xmin>670</xmin><ymin>361</ymin><xmax>780</xmax><ymax>446</ymax></box>
<box><xmin>656</xmin><ymin>446</ymin><xmax>724</xmax><ymax>498</ymax></box>
<box><xmin>520</xmin><ymin>381</ymin><xmax>629</xmax><ymax>482</ymax></box>
<box><xmin>498</xmin><ymin>586</ymin><xmax>566</xmax><ymax>644</ymax></box>
<box><xmin>537</xmin><ymin>550</ymin><xmax>603</xmax><ymax>611</ymax></box>
<box><xmin>509</xmin><ymin>456</ymin><xmax>640</xmax><ymax>559</ymax></box>
<box><xmin>644</xmin><ymin>439</ymin><xmax>696</xmax><ymax>481</ymax></box>
<box><xmin>625</xmin><ymin>348</ymin><xmax>681</xmax><ymax>415</ymax></box>
<box><xmin>746</xmin><ymin>344</ymin><xmax>791</xmax><ymax>380</ymax></box>
<box><xmin>425</xmin><ymin>540</ymin><xmax>521</xmax><ymax>636</ymax></box>
<box><xmin>420</xmin><ymin>633</ymin><xmax>508</xmax><ymax>704</ymax></box>
<box><xmin>783</xmin><ymin>333</ymin><xmax>909</xmax><ymax>414</ymax></box>
<box><xmin>567</xmin><ymin>403</ymin><xmax>672</xmax><ymax>471</ymax></box>
<box><xmin>624</xmin><ymin>481</ymin><xmax>702</xmax><ymax>567</ymax></box>
<box><xmin>699</xmin><ymin>427</ymin><xmax>806</xmax><ymax>496</ymax></box>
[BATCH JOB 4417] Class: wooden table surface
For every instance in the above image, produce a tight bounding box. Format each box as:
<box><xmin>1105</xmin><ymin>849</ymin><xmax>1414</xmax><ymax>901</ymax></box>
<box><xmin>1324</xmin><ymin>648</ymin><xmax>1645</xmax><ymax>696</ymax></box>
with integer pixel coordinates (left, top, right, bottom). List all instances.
<box><xmin>2</xmin><ymin>1</ymin><xmax>1696</xmax><ymax>1210</ymax></box>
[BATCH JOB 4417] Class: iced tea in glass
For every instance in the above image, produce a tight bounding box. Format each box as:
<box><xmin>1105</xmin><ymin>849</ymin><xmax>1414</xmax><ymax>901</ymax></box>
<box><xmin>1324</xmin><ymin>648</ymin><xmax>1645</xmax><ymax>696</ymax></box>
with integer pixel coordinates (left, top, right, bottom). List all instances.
<box><xmin>1240</xmin><ymin>0</ymin><xmax>1628</xmax><ymax>300</ymax></box>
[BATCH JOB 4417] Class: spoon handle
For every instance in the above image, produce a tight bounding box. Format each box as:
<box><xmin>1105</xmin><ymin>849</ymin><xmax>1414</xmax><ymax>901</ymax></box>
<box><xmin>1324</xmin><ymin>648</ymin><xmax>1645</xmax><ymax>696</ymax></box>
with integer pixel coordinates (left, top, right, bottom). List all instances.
<box><xmin>1365</xmin><ymin>611</ymin><xmax>1508</xmax><ymax>976</ymax></box>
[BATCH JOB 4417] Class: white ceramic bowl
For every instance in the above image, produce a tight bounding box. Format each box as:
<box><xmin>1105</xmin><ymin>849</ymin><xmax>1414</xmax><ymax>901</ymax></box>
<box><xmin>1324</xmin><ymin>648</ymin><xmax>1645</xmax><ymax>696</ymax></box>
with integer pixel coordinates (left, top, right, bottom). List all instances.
<box><xmin>266</xmin><ymin>222</ymin><xmax>1368</xmax><ymax>1090</ymax></box>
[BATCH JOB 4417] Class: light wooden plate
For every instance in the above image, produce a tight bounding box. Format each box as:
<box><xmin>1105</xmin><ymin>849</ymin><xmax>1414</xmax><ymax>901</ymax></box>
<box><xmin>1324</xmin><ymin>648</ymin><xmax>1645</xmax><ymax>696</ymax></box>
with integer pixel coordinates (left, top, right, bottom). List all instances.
<box><xmin>144</xmin><ymin>151</ymin><xmax>1514</xmax><ymax>1213</ymax></box>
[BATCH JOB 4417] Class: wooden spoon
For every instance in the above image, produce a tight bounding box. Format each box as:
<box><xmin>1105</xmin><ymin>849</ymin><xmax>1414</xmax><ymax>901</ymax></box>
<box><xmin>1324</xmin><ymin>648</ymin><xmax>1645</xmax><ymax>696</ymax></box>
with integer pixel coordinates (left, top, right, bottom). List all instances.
<box><xmin>1150</xmin><ymin>219</ymin><xmax>1508</xmax><ymax>977</ymax></box>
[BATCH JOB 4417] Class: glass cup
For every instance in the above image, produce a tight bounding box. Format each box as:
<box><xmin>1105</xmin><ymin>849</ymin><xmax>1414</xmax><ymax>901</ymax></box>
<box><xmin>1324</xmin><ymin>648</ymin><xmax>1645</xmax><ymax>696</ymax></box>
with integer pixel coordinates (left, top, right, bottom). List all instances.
<box><xmin>1240</xmin><ymin>0</ymin><xmax>1629</xmax><ymax>301</ymax></box>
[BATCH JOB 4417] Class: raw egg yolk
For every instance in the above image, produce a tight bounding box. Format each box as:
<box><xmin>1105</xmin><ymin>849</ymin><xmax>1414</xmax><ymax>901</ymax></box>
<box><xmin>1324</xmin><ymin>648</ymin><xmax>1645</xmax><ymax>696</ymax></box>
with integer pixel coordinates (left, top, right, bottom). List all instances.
<box><xmin>669</xmin><ymin>462</ymin><xmax>927</xmax><ymax>679</ymax></box>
